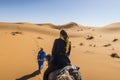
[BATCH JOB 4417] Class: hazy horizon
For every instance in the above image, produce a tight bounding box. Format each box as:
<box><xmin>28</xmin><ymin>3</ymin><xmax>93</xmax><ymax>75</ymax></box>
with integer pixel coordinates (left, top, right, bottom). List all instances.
<box><xmin>0</xmin><ymin>0</ymin><xmax>120</xmax><ymax>27</ymax></box>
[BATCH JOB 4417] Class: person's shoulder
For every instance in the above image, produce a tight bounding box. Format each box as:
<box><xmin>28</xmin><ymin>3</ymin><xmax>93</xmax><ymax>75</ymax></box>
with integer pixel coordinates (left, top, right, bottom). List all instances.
<box><xmin>43</xmin><ymin>51</ymin><xmax>46</xmax><ymax>54</ymax></box>
<box><xmin>54</xmin><ymin>38</ymin><xmax>61</xmax><ymax>42</ymax></box>
<box><xmin>41</xmin><ymin>50</ymin><xmax>46</xmax><ymax>54</ymax></box>
<box><xmin>39</xmin><ymin>50</ymin><xmax>45</xmax><ymax>53</ymax></box>
<box><xmin>55</xmin><ymin>38</ymin><xmax>61</xmax><ymax>40</ymax></box>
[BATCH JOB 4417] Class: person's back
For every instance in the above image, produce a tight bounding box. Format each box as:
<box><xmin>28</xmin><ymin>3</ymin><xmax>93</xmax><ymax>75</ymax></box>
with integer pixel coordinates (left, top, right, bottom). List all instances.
<box><xmin>51</xmin><ymin>38</ymin><xmax>71</xmax><ymax>68</ymax></box>
<box><xmin>52</xmin><ymin>38</ymin><xmax>66</xmax><ymax>56</ymax></box>
<box><xmin>38</xmin><ymin>51</ymin><xmax>46</xmax><ymax>61</ymax></box>
<box><xmin>43</xmin><ymin>30</ymin><xmax>71</xmax><ymax>80</ymax></box>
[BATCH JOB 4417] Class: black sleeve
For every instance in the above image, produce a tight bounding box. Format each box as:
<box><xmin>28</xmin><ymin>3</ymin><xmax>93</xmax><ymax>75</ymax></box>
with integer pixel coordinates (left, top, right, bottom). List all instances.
<box><xmin>67</xmin><ymin>42</ymin><xmax>71</xmax><ymax>56</ymax></box>
<box><xmin>52</xmin><ymin>39</ymin><xmax>57</xmax><ymax>56</ymax></box>
<box><xmin>37</xmin><ymin>51</ymin><xmax>40</xmax><ymax>60</ymax></box>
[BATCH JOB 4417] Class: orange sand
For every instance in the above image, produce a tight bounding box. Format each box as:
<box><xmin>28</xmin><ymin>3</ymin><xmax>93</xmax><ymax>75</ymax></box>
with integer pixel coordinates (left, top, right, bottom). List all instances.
<box><xmin>0</xmin><ymin>22</ymin><xmax>120</xmax><ymax>80</ymax></box>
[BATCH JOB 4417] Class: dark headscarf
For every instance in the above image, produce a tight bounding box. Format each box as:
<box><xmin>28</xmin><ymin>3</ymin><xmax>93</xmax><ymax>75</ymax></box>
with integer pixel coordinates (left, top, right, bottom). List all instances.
<box><xmin>60</xmin><ymin>30</ymin><xmax>68</xmax><ymax>41</ymax></box>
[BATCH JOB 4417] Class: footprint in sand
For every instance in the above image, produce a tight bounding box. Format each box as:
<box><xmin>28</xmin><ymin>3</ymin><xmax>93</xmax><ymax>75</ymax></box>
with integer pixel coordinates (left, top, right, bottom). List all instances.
<box><xmin>99</xmin><ymin>35</ymin><xmax>102</xmax><ymax>38</ymax></box>
<box><xmin>72</xmin><ymin>46</ymin><xmax>76</xmax><ymax>48</ymax></box>
<box><xmin>79</xmin><ymin>43</ymin><xmax>84</xmax><ymax>46</ymax></box>
<box><xmin>89</xmin><ymin>44</ymin><xmax>96</xmax><ymax>47</ymax></box>
<box><xmin>112</xmin><ymin>48</ymin><xmax>115</xmax><ymax>50</ymax></box>
<box><xmin>37</xmin><ymin>37</ymin><xmax>43</xmax><ymax>39</ymax></box>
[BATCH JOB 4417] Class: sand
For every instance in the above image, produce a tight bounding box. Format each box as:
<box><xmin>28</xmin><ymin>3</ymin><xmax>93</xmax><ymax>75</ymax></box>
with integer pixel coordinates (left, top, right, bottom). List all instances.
<box><xmin>0</xmin><ymin>22</ymin><xmax>120</xmax><ymax>80</ymax></box>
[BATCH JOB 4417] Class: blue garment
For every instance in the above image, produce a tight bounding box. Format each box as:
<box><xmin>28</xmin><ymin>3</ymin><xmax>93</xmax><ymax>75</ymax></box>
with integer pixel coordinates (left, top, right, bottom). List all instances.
<box><xmin>38</xmin><ymin>61</ymin><xmax>44</xmax><ymax>71</ymax></box>
<box><xmin>37</xmin><ymin>50</ymin><xmax>46</xmax><ymax>71</ymax></box>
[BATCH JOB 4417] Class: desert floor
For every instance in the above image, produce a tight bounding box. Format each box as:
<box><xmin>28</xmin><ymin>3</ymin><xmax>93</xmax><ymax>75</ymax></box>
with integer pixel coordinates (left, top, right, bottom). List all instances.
<box><xmin>0</xmin><ymin>22</ymin><xmax>120</xmax><ymax>80</ymax></box>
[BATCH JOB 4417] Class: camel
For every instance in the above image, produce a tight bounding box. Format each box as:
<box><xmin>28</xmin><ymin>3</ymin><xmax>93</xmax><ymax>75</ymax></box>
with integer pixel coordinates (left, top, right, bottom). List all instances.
<box><xmin>46</xmin><ymin>54</ymin><xmax>82</xmax><ymax>80</ymax></box>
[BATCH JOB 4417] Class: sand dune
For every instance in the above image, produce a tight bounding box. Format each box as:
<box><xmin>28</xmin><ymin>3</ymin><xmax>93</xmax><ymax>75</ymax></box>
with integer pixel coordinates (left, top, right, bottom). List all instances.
<box><xmin>56</xmin><ymin>22</ymin><xmax>81</xmax><ymax>30</ymax></box>
<box><xmin>0</xmin><ymin>22</ymin><xmax>60</xmax><ymax>37</ymax></box>
<box><xmin>96</xmin><ymin>22</ymin><xmax>120</xmax><ymax>34</ymax></box>
<box><xmin>37</xmin><ymin>22</ymin><xmax>89</xmax><ymax>31</ymax></box>
<box><xmin>0</xmin><ymin>22</ymin><xmax>120</xmax><ymax>80</ymax></box>
<box><xmin>104</xmin><ymin>22</ymin><xmax>120</xmax><ymax>29</ymax></box>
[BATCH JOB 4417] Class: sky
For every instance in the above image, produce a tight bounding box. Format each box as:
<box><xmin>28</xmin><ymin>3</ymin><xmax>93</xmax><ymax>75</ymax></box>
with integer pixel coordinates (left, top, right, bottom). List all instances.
<box><xmin>0</xmin><ymin>0</ymin><xmax>120</xmax><ymax>27</ymax></box>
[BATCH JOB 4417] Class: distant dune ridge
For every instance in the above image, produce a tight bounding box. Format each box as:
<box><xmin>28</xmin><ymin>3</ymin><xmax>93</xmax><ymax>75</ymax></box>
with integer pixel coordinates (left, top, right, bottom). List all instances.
<box><xmin>0</xmin><ymin>22</ymin><xmax>120</xmax><ymax>80</ymax></box>
<box><xmin>37</xmin><ymin>22</ymin><xmax>84</xmax><ymax>30</ymax></box>
<box><xmin>97</xmin><ymin>22</ymin><xmax>120</xmax><ymax>33</ymax></box>
<box><xmin>104</xmin><ymin>22</ymin><xmax>120</xmax><ymax>28</ymax></box>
